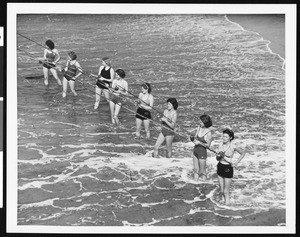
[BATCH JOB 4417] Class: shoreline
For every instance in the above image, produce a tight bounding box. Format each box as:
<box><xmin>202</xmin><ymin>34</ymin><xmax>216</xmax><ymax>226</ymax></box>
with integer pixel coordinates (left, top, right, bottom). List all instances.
<box><xmin>226</xmin><ymin>14</ymin><xmax>285</xmax><ymax>59</ymax></box>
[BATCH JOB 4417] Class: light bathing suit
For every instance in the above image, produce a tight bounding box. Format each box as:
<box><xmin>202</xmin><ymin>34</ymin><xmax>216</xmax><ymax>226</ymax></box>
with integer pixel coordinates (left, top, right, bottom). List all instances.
<box><xmin>111</xmin><ymin>79</ymin><xmax>127</xmax><ymax>105</ymax></box>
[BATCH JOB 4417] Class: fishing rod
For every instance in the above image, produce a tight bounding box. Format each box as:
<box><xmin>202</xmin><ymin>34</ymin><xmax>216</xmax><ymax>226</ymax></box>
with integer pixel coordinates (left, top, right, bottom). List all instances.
<box><xmin>18</xmin><ymin>51</ymin><xmax>217</xmax><ymax>153</ymax></box>
<box><xmin>17</xmin><ymin>48</ymin><xmax>59</xmax><ymax>71</ymax></box>
<box><xmin>72</xmin><ymin>75</ymin><xmax>190</xmax><ymax>139</ymax></box>
<box><xmin>17</xmin><ymin>33</ymin><xmax>71</xmax><ymax>71</ymax></box>
<box><xmin>90</xmin><ymin>73</ymin><xmax>166</xmax><ymax>119</ymax></box>
<box><xmin>75</xmin><ymin>73</ymin><xmax>183</xmax><ymax>137</ymax></box>
<box><xmin>17</xmin><ymin>34</ymin><xmax>218</xmax><ymax>152</ymax></box>
<box><xmin>17</xmin><ymin>32</ymin><xmax>53</xmax><ymax>52</ymax></box>
<box><xmin>17</xmin><ymin>47</ymin><xmax>68</xmax><ymax>70</ymax></box>
<box><xmin>17</xmin><ymin>33</ymin><xmax>174</xmax><ymax>124</ymax></box>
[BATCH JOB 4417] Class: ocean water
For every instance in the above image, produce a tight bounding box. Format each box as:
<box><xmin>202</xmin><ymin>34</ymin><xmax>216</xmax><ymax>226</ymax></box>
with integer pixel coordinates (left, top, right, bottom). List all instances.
<box><xmin>16</xmin><ymin>14</ymin><xmax>285</xmax><ymax>226</ymax></box>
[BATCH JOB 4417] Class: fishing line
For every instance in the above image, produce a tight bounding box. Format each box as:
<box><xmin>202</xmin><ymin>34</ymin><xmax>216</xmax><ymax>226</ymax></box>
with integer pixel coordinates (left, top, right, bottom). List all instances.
<box><xmin>17</xmin><ymin>47</ymin><xmax>67</xmax><ymax>68</ymax></box>
<box><xmin>17</xmin><ymin>32</ymin><xmax>54</xmax><ymax>52</ymax></box>
<box><xmin>90</xmin><ymin>73</ymin><xmax>166</xmax><ymax>119</ymax></box>
<box><xmin>17</xmin><ymin>33</ymin><xmax>217</xmax><ymax>152</ymax></box>
<box><xmin>76</xmin><ymin>76</ymin><xmax>189</xmax><ymax>139</ymax></box>
<box><xmin>17</xmin><ymin>33</ymin><xmax>174</xmax><ymax>124</ymax></box>
<box><xmin>18</xmin><ymin>52</ymin><xmax>193</xmax><ymax>146</ymax></box>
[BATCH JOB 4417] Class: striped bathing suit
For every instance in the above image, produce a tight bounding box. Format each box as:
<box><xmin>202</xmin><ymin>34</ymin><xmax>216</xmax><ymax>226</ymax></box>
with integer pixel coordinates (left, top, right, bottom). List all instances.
<box><xmin>64</xmin><ymin>63</ymin><xmax>78</xmax><ymax>81</ymax></box>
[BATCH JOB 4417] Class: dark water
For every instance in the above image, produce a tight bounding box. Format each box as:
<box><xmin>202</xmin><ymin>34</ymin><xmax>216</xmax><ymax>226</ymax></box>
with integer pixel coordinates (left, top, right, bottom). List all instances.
<box><xmin>17</xmin><ymin>14</ymin><xmax>285</xmax><ymax>226</ymax></box>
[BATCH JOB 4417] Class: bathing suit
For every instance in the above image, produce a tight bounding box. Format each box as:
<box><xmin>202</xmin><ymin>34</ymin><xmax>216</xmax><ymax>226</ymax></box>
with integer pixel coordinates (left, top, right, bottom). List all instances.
<box><xmin>96</xmin><ymin>67</ymin><xmax>112</xmax><ymax>89</ymax></box>
<box><xmin>135</xmin><ymin>94</ymin><xmax>151</xmax><ymax>120</ymax></box>
<box><xmin>161</xmin><ymin>121</ymin><xmax>175</xmax><ymax>137</ymax></box>
<box><xmin>217</xmin><ymin>162</ymin><xmax>233</xmax><ymax>178</ymax></box>
<box><xmin>110</xmin><ymin>79</ymin><xmax>127</xmax><ymax>105</ymax></box>
<box><xmin>193</xmin><ymin>130</ymin><xmax>209</xmax><ymax>159</ymax></box>
<box><xmin>110</xmin><ymin>95</ymin><xmax>122</xmax><ymax>105</ymax></box>
<box><xmin>217</xmin><ymin>142</ymin><xmax>235</xmax><ymax>178</ymax></box>
<box><xmin>136</xmin><ymin>107</ymin><xmax>151</xmax><ymax>120</ymax></box>
<box><xmin>64</xmin><ymin>62</ymin><xmax>77</xmax><ymax>81</ymax></box>
<box><xmin>43</xmin><ymin>51</ymin><xmax>56</xmax><ymax>69</ymax></box>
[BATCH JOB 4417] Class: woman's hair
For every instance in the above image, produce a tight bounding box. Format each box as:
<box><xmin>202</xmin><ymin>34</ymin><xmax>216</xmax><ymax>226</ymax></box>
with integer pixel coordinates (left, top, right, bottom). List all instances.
<box><xmin>199</xmin><ymin>114</ymin><xmax>212</xmax><ymax>128</ymax></box>
<box><xmin>141</xmin><ymin>82</ymin><xmax>151</xmax><ymax>93</ymax></box>
<box><xmin>116</xmin><ymin>69</ymin><xmax>126</xmax><ymax>78</ymax></box>
<box><xmin>45</xmin><ymin>40</ymin><xmax>55</xmax><ymax>50</ymax></box>
<box><xmin>68</xmin><ymin>51</ymin><xmax>77</xmax><ymax>60</ymax></box>
<box><xmin>223</xmin><ymin>128</ymin><xmax>234</xmax><ymax>140</ymax></box>
<box><xmin>167</xmin><ymin>97</ymin><xmax>178</xmax><ymax>110</ymax></box>
<box><xmin>102</xmin><ymin>57</ymin><xmax>111</xmax><ymax>66</ymax></box>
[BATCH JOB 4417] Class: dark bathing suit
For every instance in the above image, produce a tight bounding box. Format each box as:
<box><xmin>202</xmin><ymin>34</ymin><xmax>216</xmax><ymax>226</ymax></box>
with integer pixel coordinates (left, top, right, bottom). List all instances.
<box><xmin>96</xmin><ymin>67</ymin><xmax>111</xmax><ymax>89</ymax></box>
<box><xmin>43</xmin><ymin>51</ymin><xmax>56</xmax><ymax>69</ymax></box>
<box><xmin>136</xmin><ymin>107</ymin><xmax>151</xmax><ymax>120</ymax></box>
<box><xmin>193</xmin><ymin>131</ymin><xmax>209</xmax><ymax>159</ymax></box>
<box><xmin>217</xmin><ymin>144</ymin><xmax>233</xmax><ymax>178</ymax></box>
<box><xmin>217</xmin><ymin>162</ymin><xmax>233</xmax><ymax>178</ymax></box>
<box><xmin>136</xmin><ymin>95</ymin><xmax>152</xmax><ymax>120</ymax></box>
<box><xmin>64</xmin><ymin>63</ymin><xmax>77</xmax><ymax>81</ymax></box>
<box><xmin>161</xmin><ymin>121</ymin><xmax>175</xmax><ymax>137</ymax></box>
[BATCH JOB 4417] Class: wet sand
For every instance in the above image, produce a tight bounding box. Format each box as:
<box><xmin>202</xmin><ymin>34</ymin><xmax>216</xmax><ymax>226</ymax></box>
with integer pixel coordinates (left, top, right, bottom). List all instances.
<box><xmin>227</xmin><ymin>14</ymin><xmax>285</xmax><ymax>59</ymax></box>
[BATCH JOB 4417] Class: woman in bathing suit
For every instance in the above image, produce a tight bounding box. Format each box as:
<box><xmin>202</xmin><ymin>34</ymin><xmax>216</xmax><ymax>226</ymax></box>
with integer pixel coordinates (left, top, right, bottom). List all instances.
<box><xmin>109</xmin><ymin>69</ymin><xmax>128</xmax><ymax>126</ymax></box>
<box><xmin>191</xmin><ymin>114</ymin><xmax>213</xmax><ymax>181</ymax></box>
<box><xmin>153</xmin><ymin>98</ymin><xmax>178</xmax><ymax>158</ymax></box>
<box><xmin>62</xmin><ymin>51</ymin><xmax>82</xmax><ymax>98</ymax></box>
<box><xmin>42</xmin><ymin>39</ymin><xmax>62</xmax><ymax>87</ymax></box>
<box><xmin>135</xmin><ymin>83</ymin><xmax>154</xmax><ymax>138</ymax></box>
<box><xmin>216</xmin><ymin>128</ymin><xmax>245</xmax><ymax>205</ymax></box>
<box><xmin>92</xmin><ymin>57</ymin><xmax>115</xmax><ymax>110</ymax></box>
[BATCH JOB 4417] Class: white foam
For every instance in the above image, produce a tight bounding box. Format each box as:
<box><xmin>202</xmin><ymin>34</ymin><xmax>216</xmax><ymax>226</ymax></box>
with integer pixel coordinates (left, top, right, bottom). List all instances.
<box><xmin>224</xmin><ymin>15</ymin><xmax>285</xmax><ymax>69</ymax></box>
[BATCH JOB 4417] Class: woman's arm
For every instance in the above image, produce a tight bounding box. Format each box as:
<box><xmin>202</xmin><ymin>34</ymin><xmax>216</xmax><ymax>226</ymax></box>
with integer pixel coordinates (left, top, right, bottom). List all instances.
<box><xmin>233</xmin><ymin>147</ymin><xmax>246</xmax><ymax>167</ymax></box>
<box><xmin>110</xmin><ymin>69</ymin><xmax>115</xmax><ymax>81</ymax></box>
<box><xmin>53</xmin><ymin>49</ymin><xmax>60</xmax><ymax>64</ymax></box>
<box><xmin>120</xmin><ymin>81</ymin><xmax>128</xmax><ymax>96</ymax></box>
<box><xmin>74</xmin><ymin>62</ymin><xmax>83</xmax><ymax>79</ymax></box>
<box><xmin>63</xmin><ymin>60</ymin><xmax>69</xmax><ymax>72</ymax></box>
<box><xmin>161</xmin><ymin>111</ymin><xmax>177</xmax><ymax>129</ymax></box>
<box><xmin>97</xmin><ymin>66</ymin><xmax>104</xmax><ymax>77</ymax></box>
<box><xmin>192</xmin><ymin>126</ymin><xmax>201</xmax><ymax>145</ymax></box>
<box><xmin>110</xmin><ymin>79</ymin><xmax>117</xmax><ymax>93</ymax></box>
<box><xmin>140</xmin><ymin>95</ymin><xmax>154</xmax><ymax>110</ymax></box>
<box><xmin>43</xmin><ymin>49</ymin><xmax>47</xmax><ymax>60</ymax></box>
<box><xmin>205</xmin><ymin>131</ymin><xmax>213</xmax><ymax>148</ymax></box>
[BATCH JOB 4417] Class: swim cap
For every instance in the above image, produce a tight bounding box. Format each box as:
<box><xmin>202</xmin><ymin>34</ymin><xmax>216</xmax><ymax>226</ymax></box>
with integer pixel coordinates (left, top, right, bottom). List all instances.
<box><xmin>102</xmin><ymin>56</ymin><xmax>109</xmax><ymax>61</ymax></box>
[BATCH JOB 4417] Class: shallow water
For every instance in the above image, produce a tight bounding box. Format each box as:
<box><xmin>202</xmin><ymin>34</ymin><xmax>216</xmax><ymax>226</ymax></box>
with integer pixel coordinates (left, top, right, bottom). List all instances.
<box><xmin>17</xmin><ymin>14</ymin><xmax>285</xmax><ymax>226</ymax></box>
